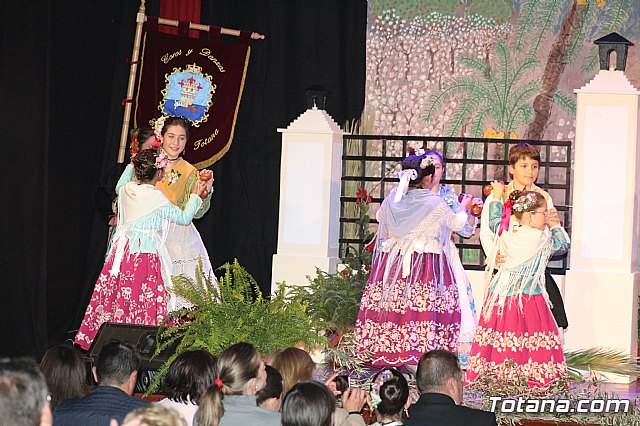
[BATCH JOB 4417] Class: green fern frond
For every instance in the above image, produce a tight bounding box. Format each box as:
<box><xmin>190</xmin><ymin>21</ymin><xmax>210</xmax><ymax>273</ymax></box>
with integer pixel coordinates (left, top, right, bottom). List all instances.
<box><xmin>553</xmin><ymin>91</ymin><xmax>577</xmax><ymax>116</ymax></box>
<box><xmin>514</xmin><ymin>0</ymin><xmax>542</xmax><ymax>54</ymax></box>
<box><xmin>447</xmin><ymin>99</ymin><xmax>477</xmax><ymax>137</ymax></box>
<box><xmin>469</xmin><ymin>105</ymin><xmax>494</xmax><ymax>138</ymax></box>
<box><xmin>459</xmin><ymin>54</ymin><xmax>490</xmax><ymax>76</ymax></box>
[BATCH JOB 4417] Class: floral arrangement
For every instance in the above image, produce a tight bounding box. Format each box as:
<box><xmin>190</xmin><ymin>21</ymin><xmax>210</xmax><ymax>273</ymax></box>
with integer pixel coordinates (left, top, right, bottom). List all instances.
<box><xmin>153</xmin><ymin>115</ymin><xmax>167</xmax><ymax>140</ymax></box>
<box><xmin>164</xmin><ymin>169</ymin><xmax>182</xmax><ymax>185</ymax></box>
<box><xmin>369</xmin><ymin>369</ymin><xmax>397</xmax><ymax>409</ymax></box>
<box><xmin>130</xmin><ymin>129</ymin><xmax>140</xmax><ymax>157</ymax></box>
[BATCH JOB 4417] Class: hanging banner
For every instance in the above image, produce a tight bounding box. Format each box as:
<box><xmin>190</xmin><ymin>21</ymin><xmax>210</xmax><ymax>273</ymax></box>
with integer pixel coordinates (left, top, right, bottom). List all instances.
<box><xmin>135</xmin><ymin>19</ymin><xmax>251</xmax><ymax>168</ymax></box>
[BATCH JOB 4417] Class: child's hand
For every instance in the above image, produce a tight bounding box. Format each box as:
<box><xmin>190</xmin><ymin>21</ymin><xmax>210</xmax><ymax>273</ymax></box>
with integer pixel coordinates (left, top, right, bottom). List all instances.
<box><xmin>491</xmin><ymin>180</ymin><xmax>505</xmax><ymax>200</ymax></box>
<box><xmin>547</xmin><ymin>207</ymin><xmax>560</xmax><ymax>228</ymax></box>
<box><xmin>459</xmin><ymin>194</ymin><xmax>473</xmax><ymax>212</ymax></box>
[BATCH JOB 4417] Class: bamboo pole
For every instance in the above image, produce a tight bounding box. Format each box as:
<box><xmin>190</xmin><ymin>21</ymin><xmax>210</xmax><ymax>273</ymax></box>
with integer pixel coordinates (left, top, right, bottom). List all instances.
<box><xmin>149</xmin><ymin>17</ymin><xmax>266</xmax><ymax>40</ymax></box>
<box><xmin>118</xmin><ymin>0</ymin><xmax>147</xmax><ymax>163</ymax></box>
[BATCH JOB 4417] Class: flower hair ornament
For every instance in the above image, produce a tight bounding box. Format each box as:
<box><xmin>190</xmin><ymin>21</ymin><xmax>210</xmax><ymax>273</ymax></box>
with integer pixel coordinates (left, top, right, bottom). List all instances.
<box><xmin>152</xmin><ymin>116</ymin><xmax>167</xmax><ymax>149</ymax></box>
<box><xmin>513</xmin><ymin>192</ymin><xmax>538</xmax><ymax>213</ymax></box>
<box><xmin>155</xmin><ymin>148</ymin><xmax>170</xmax><ymax>169</ymax></box>
<box><xmin>420</xmin><ymin>156</ymin><xmax>434</xmax><ymax>169</ymax></box>
<box><xmin>129</xmin><ymin>128</ymin><xmax>140</xmax><ymax>157</ymax></box>
<box><xmin>394</xmin><ymin>169</ymin><xmax>418</xmax><ymax>203</ymax></box>
<box><xmin>369</xmin><ymin>370</ymin><xmax>397</xmax><ymax>409</ymax></box>
<box><xmin>214</xmin><ymin>378</ymin><xmax>223</xmax><ymax>388</ymax></box>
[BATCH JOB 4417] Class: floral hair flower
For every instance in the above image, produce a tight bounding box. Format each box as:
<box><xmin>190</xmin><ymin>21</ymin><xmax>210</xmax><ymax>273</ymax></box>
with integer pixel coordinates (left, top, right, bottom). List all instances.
<box><xmin>130</xmin><ymin>129</ymin><xmax>140</xmax><ymax>157</ymax></box>
<box><xmin>407</xmin><ymin>147</ymin><xmax>416</xmax><ymax>155</ymax></box>
<box><xmin>416</xmin><ymin>148</ymin><xmax>426</xmax><ymax>157</ymax></box>
<box><xmin>369</xmin><ymin>370</ymin><xmax>397</xmax><ymax>409</ymax></box>
<box><xmin>155</xmin><ymin>148</ymin><xmax>170</xmax><ymax>169</ymax></box>
<box><xmin>512</xmin><ymin>192</ymin><xmax>538</xmax><ymax>213</ymax></box>
<box><xmin>420</xmin><ymin>156</ymin><xmax>434</xmax><ymax>169</ymax></box>
<box><xmin>215</xmin><ymin>378</ymin><xmax>223</xmax><ymax>388</ymax></box>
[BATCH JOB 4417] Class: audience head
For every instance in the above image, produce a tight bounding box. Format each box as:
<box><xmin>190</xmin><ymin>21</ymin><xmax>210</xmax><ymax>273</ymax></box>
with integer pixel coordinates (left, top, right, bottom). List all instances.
<box><xmin>195</xmin><ymin>342</ymin><xmax>266</xmax><ymax>426</ymax></box>
<box><xmin>124</xmin><ymin>403</ymin><xmax>187</xmax><ymax>426</ymax></box>
<box><xmin>133</xmin><ymin>149</ymin><xmax>162</xmax><ymax>183</ymax></box>
<box><xmin>0</xmin><ymin>357</ymin><xmax>52</xmax><ymax>426</ymax></box>
<box><xmin>416</xmin><ymin>350</ymin><xmax>463</xmax><ymax>404</ymax></box>
<box><xmin>163</xmin><ymin>350</ymin><xmax>216</xmax><ymax>405</ymax></box>
<box><xmin>94</xmin><ymin>341</ymin><xmax>140</xmax><ymax>394</ymax></box>
<box><xmin>39</xmin><ymin>345</ymin><xmax>89</xmax><ymax>409</ymax></box>
<box><xmin>369</xmin><ymin>369</ymin><xmax>409</xmax><ymax>421</ymax></box>
<box><xmin>255</xmin><ymin>365</ymin><xmax>283</xmax><ymax>412</ymax></box>
<box><xmin>402</xmin><ymin>148</ymin><xmax>436</xmax><ymax>189</ymax></box>
<box><xmin>268</xmin><ymin>347</ymin><xmax>315</xmax><ymax>396</ymax></box>
<box><xmin>281</xmin><ymin>381</ymin><xmax>335</xmax><ymax>426</ymax></box>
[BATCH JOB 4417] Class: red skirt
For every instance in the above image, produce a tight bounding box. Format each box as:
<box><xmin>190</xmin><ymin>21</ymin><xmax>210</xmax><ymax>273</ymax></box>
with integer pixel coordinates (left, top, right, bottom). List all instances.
<box><xmin>466</xmin><ymin>292</ymin><xmax>567</xmax><ymax>389</ymax></box>
<box><xmin>75</xmin><ymin>246</ymin><xmax>168</xmax><ymax>350</ymax></box>
<box><xmin>354</xmin><ymin>252</ymin><xmax>461</xmax><ymax>366</ymax></box>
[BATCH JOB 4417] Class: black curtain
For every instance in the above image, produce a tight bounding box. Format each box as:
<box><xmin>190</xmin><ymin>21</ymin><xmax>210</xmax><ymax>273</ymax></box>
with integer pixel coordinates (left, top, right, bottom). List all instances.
<box><xmin>0</xmin><ymin>0</ymin><xmax>366</xmax><ymax>358</ymax></box>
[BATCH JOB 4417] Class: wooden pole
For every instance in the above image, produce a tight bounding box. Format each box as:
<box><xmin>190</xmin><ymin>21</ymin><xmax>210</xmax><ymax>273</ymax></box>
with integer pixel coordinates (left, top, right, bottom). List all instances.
<box><xmin>118</xmin><ymin>0</ymin><xmax>147</xmax><ymax>163</ymax></box>
<box><xmin>150</xmin><ymin>17</ymin><xmax>265</xmax><ymax>40</ymax></box>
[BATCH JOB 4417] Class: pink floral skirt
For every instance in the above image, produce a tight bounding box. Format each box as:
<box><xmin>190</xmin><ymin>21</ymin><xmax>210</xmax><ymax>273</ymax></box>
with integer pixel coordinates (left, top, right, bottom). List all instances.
<box><xmin>75</xmin><ymin>246</ymin><xmax>168</xmax><ymax>350</ymax></box>
<box><xmin>354</xmin><ymin>252</ymin><xmax>461</xmax><ymax>366</ymax></box>
<box><xmin>466</xmin><ymin>293</ymin><xmax>567</xmax><ymax>389</ymax></box>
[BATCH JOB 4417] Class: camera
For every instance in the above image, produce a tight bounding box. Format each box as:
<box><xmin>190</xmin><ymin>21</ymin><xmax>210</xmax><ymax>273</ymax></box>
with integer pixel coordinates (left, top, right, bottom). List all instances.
<box><xmin>334</xmin><ymin>374</ymin><xmax>350</xmax><ymax>392</ymax></box>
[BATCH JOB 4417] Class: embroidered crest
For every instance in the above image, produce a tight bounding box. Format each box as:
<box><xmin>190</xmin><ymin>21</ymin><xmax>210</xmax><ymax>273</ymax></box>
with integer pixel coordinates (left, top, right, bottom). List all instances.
<box><xmin>159</xmin><ymin>64</ymin><xmax>216</xmax><ymax>127</ymax></box>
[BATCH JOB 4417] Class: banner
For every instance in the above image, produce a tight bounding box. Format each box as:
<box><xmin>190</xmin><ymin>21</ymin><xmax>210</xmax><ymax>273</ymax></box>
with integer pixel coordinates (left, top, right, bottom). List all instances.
<box><xmin>135</xmin><ymin>19</ymin><xmax>251</xmax><ymax>168</ymax></box>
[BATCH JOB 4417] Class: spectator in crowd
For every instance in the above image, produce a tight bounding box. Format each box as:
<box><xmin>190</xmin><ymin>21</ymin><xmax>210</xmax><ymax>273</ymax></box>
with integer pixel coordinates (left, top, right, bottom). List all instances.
<box><xmin>368</xmin><ymin>369</ymin><xmax>410</xmax><ymax>426</ymax></box>
<box><xmin>255</xmin><ymin>365</ymin><xmax>283</xmax><ymax>413</ymax></box>
<box><xmin>0</xmin><ymin>358</ymin><xmax>53</xmax><ymax>426</ymax></box>
<box><xmin>39</xmin><ymin>344</ymin><xmax>90</xmax><ymax>412</ymax></box>
<box><xmin>404</xmin><ymin>350</ymin><xmax>497</xmax><ymax>426</ymax></box>
<box><xmin>268</xmin><ymin>347</ymin><xmax>368</xmax><ymax>426</ymax></box>
<box><xmin>158</xmin><ymin>350</ymin><xmax>217</xmax><ymax>426</ymax></box>
<box><xmin>281</xmin><ymin>381</ymin><xmax>335</xmax><ymax>426</ymax></box>
<box><xmin>54</xmin><ymin>341</ymin><xmax>149</xmax><ymax>426</ymax></box>
<box><xmin>123</xmin><ymin>403</ymin><xmax>187</xmax><ymax>426</ymax></box>
<box><xmin>193</xmin><ymin>342</ymin><xmax>280</xmax><ymax>426</ymax></box>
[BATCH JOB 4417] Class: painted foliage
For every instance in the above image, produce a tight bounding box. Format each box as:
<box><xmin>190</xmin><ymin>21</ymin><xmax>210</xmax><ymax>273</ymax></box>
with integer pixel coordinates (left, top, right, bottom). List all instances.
<box><xmin>365</xmin><ymin>0</ymin><xmax>640</xmax><ymax>141</ymax></box>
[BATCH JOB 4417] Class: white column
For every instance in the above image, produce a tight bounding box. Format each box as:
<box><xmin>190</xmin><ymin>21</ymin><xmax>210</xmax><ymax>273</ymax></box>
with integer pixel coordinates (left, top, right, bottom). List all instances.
<box><xmin>271</xmin><ymin>108</ymin><xmax>344</xmax><ymax>292</ymax></box>
<box><xmin>564</xmin><ymin>70</ymin><xmax>640</xmax><ymax>383</ymax></box>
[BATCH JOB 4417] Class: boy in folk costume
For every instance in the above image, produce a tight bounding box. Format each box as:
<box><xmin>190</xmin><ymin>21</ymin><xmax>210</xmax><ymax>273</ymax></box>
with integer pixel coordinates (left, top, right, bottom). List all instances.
<box><xmin>467</xmin><ymin>186</ymin><xmax>570</xmax><ymax>389</ymax></box>
<box><xmin>479</xmin><ymin>143</ymin><xmax>568</xmax><ymax>334</ymax></box>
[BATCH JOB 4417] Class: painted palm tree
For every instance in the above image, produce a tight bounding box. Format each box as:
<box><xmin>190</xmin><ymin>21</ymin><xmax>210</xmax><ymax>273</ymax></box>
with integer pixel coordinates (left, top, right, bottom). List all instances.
<box><xmin>424</xmin><ymin>41</ymin><xmax>539</xmax><ymax>139</ymax></box>
<box><xmin>522</xmin><ymin>0</ymin><xmax>630</xmax><ymax>139</ymax></box>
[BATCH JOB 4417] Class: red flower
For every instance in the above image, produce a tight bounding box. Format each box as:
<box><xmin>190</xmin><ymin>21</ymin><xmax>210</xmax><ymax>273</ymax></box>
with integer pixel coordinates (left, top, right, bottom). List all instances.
<box><xmin>364</xmin><ymin>239</ymin><xmax>375</xmax><ymax>253</ymax></box>
<box><xmin>341</xmin><ymin>269</ymin><xmax>349</xmax><ymax>276</ymax></box>
<box><xmin>408</xmin><ymin>147</ymin><xmax>416</xmax><ymax>155</ymax></box>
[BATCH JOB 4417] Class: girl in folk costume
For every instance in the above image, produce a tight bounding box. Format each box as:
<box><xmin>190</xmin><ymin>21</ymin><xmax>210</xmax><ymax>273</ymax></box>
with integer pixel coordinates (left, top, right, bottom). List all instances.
<box><xmin>354</xmin><ymin>151</ymin><xmax>476</xmax><ymax>367</ymax></box>
<box><xmin>151</xmin><ymin>116</ymin><xmax>216</xmax><ymax>311</ymax></box>
<box><xmin>425</xmin><ymin>149</ymin><xmax>479</xmax><ymax>369</ymax></box>
<box><xmin>75</xmin><ymin>149</ymin><xmax>207</xmax><ymax>350</ymax></box>
<box><xmin>466</xmin><ymin>184</ymin><xmax>570</xmax><ymax>389</ymax></box>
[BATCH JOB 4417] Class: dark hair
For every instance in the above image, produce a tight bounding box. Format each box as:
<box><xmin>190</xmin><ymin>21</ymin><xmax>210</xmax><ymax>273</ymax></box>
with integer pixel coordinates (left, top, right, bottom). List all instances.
<box><xmin>416</xmin><ymin>350</ymin><xmax>461</xmax><ymax>393</ymax></box>
<box><xmin>512</xmin><ymin>190</ymin><xmax>547</xmax><ymax>221</ymax></box>
<box><xmin>39</xmin><ymin>345</ymin><xmax>89</xmax><ymax>408</ymax></box>
<box><xmin>163</xmin><ymin>350</ymin><xmax>216</xmax><ymax>405</ymax></box>
<box><xmin>402</xmin><ymin>154</ymin><xmax>435</xmax><ymax>188</ymax></box>
<box><xmin>281</xmin><ymin>381</ymin><xmax>335</xmax><ymax>426</ymax></box>
<box><xmin>133</xmin><ymin>149</ymin><xmax>159</xmax><ymax>182</ymax></box>
<box><xmin>96</xmin><ymin>341</ymin><xmax>140</xmax><ymax>386</ymax></box>
<box><xmin>161</xmin><ymin>116</ymin><xmax>190</xmax><ymax>140</ymax></box>
<box><xmin>255</xmin><ymin>365</ymin><xmax>283</xmax><ymax>407</ymax></box>
<box><xmin>268</xmin><ymin>347</ymin><xmax>315</xmax><ymax>396</ymax></box>
<box><xmin>0</xmin><ymin>358</ymin><xmax>49</xmax><ymax>425</ymax></box>
<box><xmin>195</xmin><ymin>342</ymin><xmax>262</xmax><ymax>426</ymax></box>
<box><xmin>508</xmin><ymin>143</ymin><xmax>540</xmax><ymax>165</ymax></box>
<box><xmin>372</xmin><ymin>369</ymin><xmax>409</xmax><ymax>417</ymax></box>
<box><xmin>137</xmin><ymin>127</ymin><xmax>156</xmax><ymax>150</ymax></box>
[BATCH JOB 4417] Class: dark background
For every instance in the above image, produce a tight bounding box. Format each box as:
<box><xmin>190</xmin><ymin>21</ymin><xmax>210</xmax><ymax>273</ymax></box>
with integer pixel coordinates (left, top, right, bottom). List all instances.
<box><xmin>0</xmin><ymin>0</ymin><xmax>366</xmax><ymax>358</ymax></box>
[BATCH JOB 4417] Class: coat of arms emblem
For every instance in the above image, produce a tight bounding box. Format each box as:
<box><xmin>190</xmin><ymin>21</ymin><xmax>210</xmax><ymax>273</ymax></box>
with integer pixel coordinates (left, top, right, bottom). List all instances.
<box><xmin>160</xmin><ymin>63</ymin><xmax>216</xmax><ymax>127</ymax></box>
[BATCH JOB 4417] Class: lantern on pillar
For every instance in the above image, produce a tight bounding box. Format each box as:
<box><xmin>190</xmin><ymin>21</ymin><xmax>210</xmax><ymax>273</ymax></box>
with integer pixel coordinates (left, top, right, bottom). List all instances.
<box><xmin>594</xmin><ymin>32</ymin><xmax>633</xmax><ymax>71</ymax></box>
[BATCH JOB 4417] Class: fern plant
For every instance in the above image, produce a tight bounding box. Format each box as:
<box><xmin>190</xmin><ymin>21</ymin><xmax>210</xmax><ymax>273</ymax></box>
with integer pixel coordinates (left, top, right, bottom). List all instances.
<box><xmin>148</xmin><ymin>259</ymin><xmax>321</xmax><ymax>393</ymax></box>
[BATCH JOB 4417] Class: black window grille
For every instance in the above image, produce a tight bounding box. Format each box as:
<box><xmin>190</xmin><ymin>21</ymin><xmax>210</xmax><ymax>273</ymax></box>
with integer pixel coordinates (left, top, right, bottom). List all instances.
<box><xmin>340</xmin><ymin>135</ymin><xmax>572</xmax><ymax>274</ymax></box>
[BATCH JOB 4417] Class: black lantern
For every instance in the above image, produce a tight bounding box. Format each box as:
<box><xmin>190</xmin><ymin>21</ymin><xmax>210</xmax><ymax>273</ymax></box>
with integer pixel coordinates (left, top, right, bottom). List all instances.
<box><xmin>305</xmin><ymin>85</ymin><xmax>329</xmax><ymax>110</ymax></box>
<box><xmin>594</xmin><ymin>32</ymin><xmax>633</xmax><ymax>71</ymax></box>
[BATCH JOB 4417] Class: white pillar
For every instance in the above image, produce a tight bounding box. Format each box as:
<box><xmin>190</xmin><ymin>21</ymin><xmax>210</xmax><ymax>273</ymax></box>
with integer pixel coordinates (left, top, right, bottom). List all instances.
<box><xmin>271</xmin><ymin>108</ymin><xmax>344</xmax><ymax>292</ymax></box>
<box><xmin>564</xmin><ymin>70</ymin><xmax>640</xmax><ymax>383</ymax></box>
